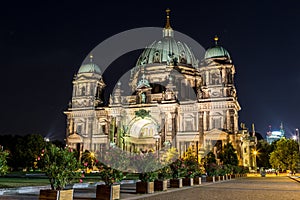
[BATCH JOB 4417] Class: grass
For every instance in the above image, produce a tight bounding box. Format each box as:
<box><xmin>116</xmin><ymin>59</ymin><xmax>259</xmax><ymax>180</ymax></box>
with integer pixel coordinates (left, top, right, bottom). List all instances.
<box><xmin>0</xmin><ymin>177</ymin><xmax>49</xmax><ymax>188</ymax></box>
<box><xmin>0</xmin><ymin>172</ymin><xmax>140</xmax><ymax>188</ymax></box>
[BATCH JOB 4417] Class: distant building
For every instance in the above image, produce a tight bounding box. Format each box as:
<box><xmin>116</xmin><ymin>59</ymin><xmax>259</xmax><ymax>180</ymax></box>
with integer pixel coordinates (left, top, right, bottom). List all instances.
<box><xmin>266</xmin><ymin>123</ymin><xmax>285</xmax><ymax>144</ymax></box>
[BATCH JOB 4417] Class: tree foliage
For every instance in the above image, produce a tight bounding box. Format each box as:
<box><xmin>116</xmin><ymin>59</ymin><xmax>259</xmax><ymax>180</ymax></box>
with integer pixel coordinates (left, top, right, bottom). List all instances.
<box><xmin>81</xmin><ymin>150</ymin><xmax>97</xmax><ymax>170</ymax></box>
<box><xmin>0</xmin><ymin>149</ymin><xmax>9</xmax><ymax>175</ymax></box>
<box><xmin>183</xmin><ymin>148</ymin><xmax>202</xmax><ymax>177</ymax></box>
<box><xmin>39</xmin><ymin>144</ymin><xmax>80</xmax><ymax>190</ymax></box>
<box><xmin>218</xmin><ymin>143</ymin><xmax>238</xmax><ymax>166</ymax></box>
<box><xmin>256</xmin><ymin>139</ymin><xmax>275</xmax><ymax>168</ymax></box>
<box><xmin>14</xmin><ymin>134</ymin><xmax>47</xmax><ymax>170</ymax></box>
<box><xmin>270</xmin><ymin>138</ymin><xmax>300</xmax><ymax>173</ymax></box>
<box><xmin>203</xmin><ymin>151</ymin><xmax>217</xmax><ymax>176</ymax></box>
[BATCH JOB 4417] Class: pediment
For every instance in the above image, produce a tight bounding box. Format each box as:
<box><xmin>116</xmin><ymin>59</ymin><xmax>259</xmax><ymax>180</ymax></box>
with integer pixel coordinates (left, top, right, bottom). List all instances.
<box><xmin>67</xmin><ymin>133</ymin><xmax>83</xmax><ymax>143</ymax></box>
<box><xmin>204</xmin><ymin>128</ymin><xmax>228</xmax><ymax>140</ymax></box>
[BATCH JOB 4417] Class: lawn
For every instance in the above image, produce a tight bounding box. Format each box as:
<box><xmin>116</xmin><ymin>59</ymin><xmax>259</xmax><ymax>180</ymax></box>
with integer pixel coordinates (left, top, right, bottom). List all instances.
<box><xmin>0</xmin><ymin>173</ymin><xmax>139</xmax><ymax>188</ymax></box>
<box><xmin>0</xmin><ymin>177</ymin><xmax>49</xmax><ymax>188</ymax></box>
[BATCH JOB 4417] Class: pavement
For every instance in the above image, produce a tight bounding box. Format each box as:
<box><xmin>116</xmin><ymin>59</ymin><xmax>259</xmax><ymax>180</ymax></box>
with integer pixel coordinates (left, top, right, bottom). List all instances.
<box><xmin>0</xmin><ymin>176</ymin><xmax>300</xmax><ymax>200</ymax></box>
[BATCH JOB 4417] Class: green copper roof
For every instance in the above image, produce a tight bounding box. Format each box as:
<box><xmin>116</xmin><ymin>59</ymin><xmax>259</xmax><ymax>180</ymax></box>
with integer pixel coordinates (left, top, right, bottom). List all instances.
<box><xmin>78</xmin><ymin>63</ymin><xmax>101</xmax><ymax>74</ymax></box>
<box><xmin>137</xmin><ymin>74</ymin><xmax>151</xmax><ymax>89</ymax></box>
<box><xmin>205</xmin><ymin>46</ymin><xmax>230</xmax><ymax>59</ymax></box>
<box><xmin>136</xmin><ymin>37</ymin><xmax>198</xmax><ymax>68</ymax></box>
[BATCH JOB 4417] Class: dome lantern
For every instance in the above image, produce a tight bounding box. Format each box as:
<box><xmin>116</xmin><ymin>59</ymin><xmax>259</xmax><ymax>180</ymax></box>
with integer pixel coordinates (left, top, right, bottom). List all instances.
<box><xmin>163</xmin><ymin>8</ymin><xmax>174</xmax><ymax>38</ymax></box>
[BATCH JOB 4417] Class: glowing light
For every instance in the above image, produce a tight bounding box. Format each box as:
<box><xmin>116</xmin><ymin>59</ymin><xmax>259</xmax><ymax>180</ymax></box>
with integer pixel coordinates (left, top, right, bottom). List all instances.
<box><xmin>90</xmin><ymin>152</ymin><xmax>95</xmax><ymax>158</ymax></box>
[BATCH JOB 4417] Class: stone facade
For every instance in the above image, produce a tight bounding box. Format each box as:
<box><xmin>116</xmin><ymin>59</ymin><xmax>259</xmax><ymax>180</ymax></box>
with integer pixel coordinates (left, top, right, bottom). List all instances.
<box><xmin>64</xmin><ymin>11</ymin><xmax>255</xmax><ymax>168</ymax></box>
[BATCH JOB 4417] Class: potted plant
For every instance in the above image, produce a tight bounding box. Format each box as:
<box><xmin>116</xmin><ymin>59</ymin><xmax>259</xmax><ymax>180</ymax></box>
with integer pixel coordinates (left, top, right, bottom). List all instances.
<box><xmin>39</xmin><ymin>144</ymin><xmax>80</xmax><ymax>200</ymax></box>
<box><xmin>182</xmin><ymin>149</ymin><xmax>200</xmax><ymax>186</ymax></box>
<box><xmin>169</xmin><ymin>158</ymin><xmax>186</xmax><ymax>188</ymax></box>
<box><xmin>203</xmin><ymin>151</ymin><xmax>218</xmax><ymax>183</ymax></box>
<box><xmin>193</xmin><ymin>170</ymin><xmax>203</xmax><ymax>185</ymax></box>
<box><xmin>96</xmin><ymin>163</ymin><xmax>125</xmax><ymax>200</ymax></box>
<box><xmin>95</xmin><ymin>146</ymin><xmax>129</xmax><ymax>200</ymax></box>
<box><xmin>182</xmin><ymin>169</ymin><xmax>195</xmax><ymax>186</ymax></box>
<box><xmin>136</xmin><ymin>171</ymin><xmax>158</xmax><ymax>194</ymax></box>
<box><xmin>154</xmin><ymin>165</ymin><xmax>171</xmax><ymax>191</ymax></box>
<box><xmin>130</xmin><ymin>152</ymin><xmax>160</xmax><ymax>194</ymax></box>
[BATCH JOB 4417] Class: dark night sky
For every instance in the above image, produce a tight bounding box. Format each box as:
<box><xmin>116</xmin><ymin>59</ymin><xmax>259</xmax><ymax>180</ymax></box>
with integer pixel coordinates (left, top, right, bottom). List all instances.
<box><xmin>1</xmin><ymin>0</ymin><xmax>300</xmax><ymax>141</ymax></box>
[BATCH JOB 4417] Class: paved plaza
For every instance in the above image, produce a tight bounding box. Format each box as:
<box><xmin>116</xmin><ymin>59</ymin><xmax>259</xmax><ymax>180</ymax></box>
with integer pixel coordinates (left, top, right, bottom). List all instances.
<box><xmin>0</xmin><ymin>176</ymin><xmax>299</xmax><ymax>200</ymax></box>
<box><xmin>134</xmin><ymin>176</ymin><xmax>300</xmax><ymax>200</ymax></box>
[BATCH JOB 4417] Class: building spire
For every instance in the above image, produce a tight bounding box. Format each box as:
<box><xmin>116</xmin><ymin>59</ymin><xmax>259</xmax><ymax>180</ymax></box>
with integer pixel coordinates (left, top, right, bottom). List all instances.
<box><xmin>252</xmin><ymin>123</ymin><xmax>256</xmax><ymax>137</ymax></box>
<box><xmin>163</xmin><ymin>8</ymin><xmax>174</xmax><ymax>37</ymax></box>
<box><xmin>280</xmin><ymin>122</ymin><xmax>284</xmax><ymax>130</ymax></box>
<box><xmin>165</xmin><ymin>8</ymin><xmax>171</xmax><ymax>29</ymax></box>
<box><xmin>214</xmin><ymin>35</ymin><xmax>219</xmax><ymax>45</ymax></box>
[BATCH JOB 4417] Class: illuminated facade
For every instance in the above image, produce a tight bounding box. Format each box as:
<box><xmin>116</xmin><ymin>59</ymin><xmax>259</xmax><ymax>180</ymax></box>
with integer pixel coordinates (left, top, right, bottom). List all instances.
<box><xmin>266</xmin><ymin>123</ymin><xmax>285</xmax><ymax>144</ymax></box>
<box><xmin>64</xmin><ymin>10</ymin><xmax>255</xmax><ymax>167</ymax></box>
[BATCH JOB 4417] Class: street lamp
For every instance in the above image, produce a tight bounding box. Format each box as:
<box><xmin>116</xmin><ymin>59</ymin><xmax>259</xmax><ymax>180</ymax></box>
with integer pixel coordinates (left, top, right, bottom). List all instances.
<box><xmin>253</xmin><ymin>150</ymin><xmax>257</xmax><ymax>173</ymax></box>
<box><xmin>296</xmin><ymin>128</ymin><xmax>300</xmax><ymax>153</ymax></box>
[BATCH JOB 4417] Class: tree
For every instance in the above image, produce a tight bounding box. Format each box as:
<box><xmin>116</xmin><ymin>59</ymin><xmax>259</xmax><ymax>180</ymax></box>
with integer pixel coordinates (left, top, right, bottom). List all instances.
<box><xmin>81</xmin><ymin>150</ymin><xmax>97</xmax><ymax>171</ymax></box>
<box><xmin>270</xmin><ymin>138</ymin><xmax>300</xmax><ymax>173</ymax></box>
<box><xmin>39</xmin><ymin>144</ymin><xmax>80</xmax><ymax>190</ymax></box>
<box><xmin>256</xmin><ymin>139</ymin><xmax>274</xmax><ymax>168</ymax></box>
<box><xmin>14</xmin><ymin>134</ymin><xmax>47</xmax><ymax>170</ymax></box>
<box><xmin>218</xmin><ymin>143</ymin><xmax>238</xmax><ymax>166</ymax></box>
<box><xmin>0</xmin><ymin>149</ymin><xmax>9</xmax><ymax>175</ymax></box>
<box><xmin>183</xmin><ymin>148</ymin><xmax>201</xmax><ymax>177</ymax></box>
<box><xmin>203</xmin><ymin>151</ymin><xmax>217</xmax><ymax>176</ymax></box>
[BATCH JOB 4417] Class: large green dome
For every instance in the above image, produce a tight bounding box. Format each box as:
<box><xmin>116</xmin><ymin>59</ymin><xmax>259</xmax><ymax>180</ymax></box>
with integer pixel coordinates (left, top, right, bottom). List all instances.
<box><xmin>135</xmin><ymin>9</ymin><xmax>198</xmax><ymax>68</ymax></box>
<box><xmin>204</xmin><ymin>36</ymin><xmax>230</xmax><ymax>59</ymax></box>
<box><xmin>135</xmin><ymin>36</ymin><xmax>198</xmax><ymax>68</ymax></box>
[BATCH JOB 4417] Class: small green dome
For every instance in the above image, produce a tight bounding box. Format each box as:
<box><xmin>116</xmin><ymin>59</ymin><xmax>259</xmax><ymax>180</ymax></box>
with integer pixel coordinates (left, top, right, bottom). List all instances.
<box><xmin>205</xmin><ymin>46</ymin><xmax>230</xmax><ymax>59</ymax></box>
<box><xmin>137</xmin><ymin>74</ymin><xmax>151</xmax><ymax>89</ymax></box>
<box><xmin>78</xmin><ymin>63</ymin><xmax>101</xmax><ymax>74</ymax></box>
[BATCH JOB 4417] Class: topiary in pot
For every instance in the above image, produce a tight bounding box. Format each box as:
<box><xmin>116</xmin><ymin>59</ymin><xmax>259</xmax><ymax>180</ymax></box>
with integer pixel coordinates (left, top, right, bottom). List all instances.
<box><xmin>39</xmin><ymin>144</ymin><xmax>80</xmax><ymax>200</ymax></box>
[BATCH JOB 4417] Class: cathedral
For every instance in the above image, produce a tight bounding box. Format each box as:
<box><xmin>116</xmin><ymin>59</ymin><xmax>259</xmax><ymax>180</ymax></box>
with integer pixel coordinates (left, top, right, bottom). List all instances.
<box><xmin>64</xmin><ymin>10</ymin><xmax>256</xmax><ymax>169</ymax></box>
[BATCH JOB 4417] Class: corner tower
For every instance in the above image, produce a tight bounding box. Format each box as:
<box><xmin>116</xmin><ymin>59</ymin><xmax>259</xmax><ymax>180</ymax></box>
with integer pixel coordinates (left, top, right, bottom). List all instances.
<box><xmin>198</xmin><ymin>36</ymin><xmax>241</xmax><ymax>152</ymax></box>
<box><xmin>64</xmin><ymin>55</ymin><xmax>108</xmax><ymax>153</ymax></box>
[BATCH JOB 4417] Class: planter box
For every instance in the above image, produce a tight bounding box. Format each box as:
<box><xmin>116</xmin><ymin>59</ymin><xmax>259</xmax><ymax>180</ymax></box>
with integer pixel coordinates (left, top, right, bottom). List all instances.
<box><xmin>194</xmin><ymin>177</ymin><xmax>201</xmax><ymax>185</ymax></box>
<box><xmin>170</xmin><ymin>178</ymin><xmax>182</xmax><ymax>188</ymax></box>
<box><xmin>39</xmin><ymin>189</ymin><xmax>73</xmax><ymax>200</ymax></box>
<box><xmin>136</xmin><ymin>182</ymin><xmax>154</xmax><ymax>194</ymax></box>
<box><xmin>154</xmin><ymin>180</ymin><xmax>168</xmax><ymax>191</ymax></box>
<box><xmin>96</xmin><ymin>184</ymin><xmax>120</xmax><ymax>200</ymax></box>
<box><xmin>206</xmin><ymin>176</ymin><xmax>215</xmax><ymax>182</ymax></box>
<box><xmin>182</xmin><ymin>178</ymin><xmax>193</xmax><ymax>186</ymax></box>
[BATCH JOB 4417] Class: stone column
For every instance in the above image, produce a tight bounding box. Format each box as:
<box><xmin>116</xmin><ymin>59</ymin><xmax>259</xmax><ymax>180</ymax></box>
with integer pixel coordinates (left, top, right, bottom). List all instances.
<box><xmin>198</xmin><ymin>111</ymin><xmax>204</xmax><ymax>147</ymax></box>
<box><xmin>161</xmin><ymin>112</ymin><xmax>166</xmax><ymax>146</ymax></box>
<box><xmin>171</xmin><ymin>112</ymin><xmax>177</xmax><ymax>148</ymax></box>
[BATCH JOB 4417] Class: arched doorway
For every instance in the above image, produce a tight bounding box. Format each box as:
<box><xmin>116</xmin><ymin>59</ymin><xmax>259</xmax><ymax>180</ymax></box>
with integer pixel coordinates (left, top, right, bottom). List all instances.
<box><xmin>125</xmin><ymin>117</ymin><xmax>159</xmax><ymax>153</ymax></box>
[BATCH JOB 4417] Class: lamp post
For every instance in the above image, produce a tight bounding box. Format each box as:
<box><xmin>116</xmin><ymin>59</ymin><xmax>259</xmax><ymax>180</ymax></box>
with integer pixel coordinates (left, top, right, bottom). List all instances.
<box><xmin>253</xmin><ymin>150</ymin><xmax>257</xmax><ymax>173</ymax></box>
<box><xmin>153</xmin><ymin>133</ymin><xmax>161</xmax><ymax>160</ymax></box>
<box><xmin>296</xmin><ymin>128</ymin><xmax>300</xmax><ymax>153</ymax></box>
